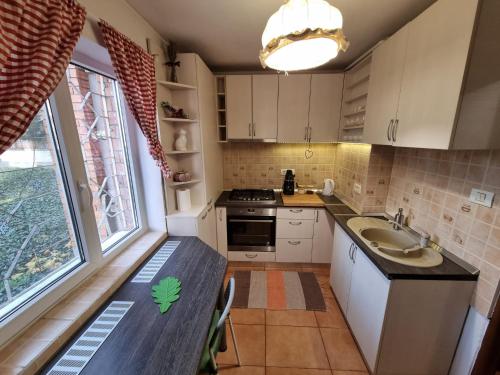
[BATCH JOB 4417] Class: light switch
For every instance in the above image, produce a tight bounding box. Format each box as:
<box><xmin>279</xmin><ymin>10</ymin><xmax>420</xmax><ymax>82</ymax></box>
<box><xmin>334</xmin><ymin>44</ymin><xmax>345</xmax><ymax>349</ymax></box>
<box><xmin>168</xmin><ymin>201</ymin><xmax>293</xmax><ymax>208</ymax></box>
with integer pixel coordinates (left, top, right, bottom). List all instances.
<box><xmin>353</xmin><ymin>183</ymin><xmax>362</xmax><ymax>194</ymax></box>
<box><xmin>469</xmin><ymin>188</ymin><xmax>494</xmax><ymax>208</ymax></box>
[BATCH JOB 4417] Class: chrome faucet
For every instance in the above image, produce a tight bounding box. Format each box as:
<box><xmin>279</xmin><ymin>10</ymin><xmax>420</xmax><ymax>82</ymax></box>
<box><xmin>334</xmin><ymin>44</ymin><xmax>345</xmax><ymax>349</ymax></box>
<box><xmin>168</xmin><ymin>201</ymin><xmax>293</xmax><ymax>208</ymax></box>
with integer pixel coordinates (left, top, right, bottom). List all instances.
<box><xmin>393</xmin><ymin>208</ymin><xmax>404</xmax><ymax>230</ymax></box>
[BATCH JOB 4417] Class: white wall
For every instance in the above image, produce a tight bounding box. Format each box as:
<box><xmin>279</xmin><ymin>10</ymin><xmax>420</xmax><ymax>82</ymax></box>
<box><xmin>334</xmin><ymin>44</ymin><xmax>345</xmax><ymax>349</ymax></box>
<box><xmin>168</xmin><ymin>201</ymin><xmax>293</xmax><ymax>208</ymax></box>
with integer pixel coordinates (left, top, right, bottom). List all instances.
<box><xmin>78</xmin><ymin>0</ymin><xmax>168</xmax><ymax>232</ymax></box>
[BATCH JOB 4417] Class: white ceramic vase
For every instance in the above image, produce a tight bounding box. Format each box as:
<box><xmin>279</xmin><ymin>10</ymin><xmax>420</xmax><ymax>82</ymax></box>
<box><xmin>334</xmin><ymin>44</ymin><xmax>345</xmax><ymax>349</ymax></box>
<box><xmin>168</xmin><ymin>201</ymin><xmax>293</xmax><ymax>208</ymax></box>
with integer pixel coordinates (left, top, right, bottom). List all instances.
<box><xmin>174</xmin><ymin>129</ymin><xmax>188</xmax><ymax>151</ymax></box>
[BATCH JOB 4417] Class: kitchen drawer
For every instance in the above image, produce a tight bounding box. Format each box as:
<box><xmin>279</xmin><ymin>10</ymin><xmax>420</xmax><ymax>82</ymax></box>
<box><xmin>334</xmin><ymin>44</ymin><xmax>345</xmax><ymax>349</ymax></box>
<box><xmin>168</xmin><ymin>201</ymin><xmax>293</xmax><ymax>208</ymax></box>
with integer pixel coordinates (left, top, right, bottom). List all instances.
<box><xmin>276</xmin><ymin>219</ymin><xmax>314</xmax><ymax>239</ymax></box>
<box><xmin>228</xmin><ymin>251</ymin><xmax>276</xmax><ymax>262</ymax></box>
<box><xmin>277</xmin><ymin>207</ymin><xmax>315</xmax><ymax>220</ymax></box>
<box><xmin>276</xmin><ymin>239</ymin><xmax>312</xmax><ymax>262</ymax></box>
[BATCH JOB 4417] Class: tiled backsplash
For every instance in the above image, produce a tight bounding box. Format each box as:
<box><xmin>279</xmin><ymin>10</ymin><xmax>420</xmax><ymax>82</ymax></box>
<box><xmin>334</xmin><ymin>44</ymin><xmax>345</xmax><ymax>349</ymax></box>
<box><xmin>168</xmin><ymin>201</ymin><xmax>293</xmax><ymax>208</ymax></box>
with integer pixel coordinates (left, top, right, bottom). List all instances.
<box><xmin>222</xmin><ymin>143</ymin><xmax>336</xmax><ymax>189</ymax></box>
<box><xmin>386</xmin><ymin>148</ymin><xmax>500</xmax><ymax>316</ymax></box>
<box><xmin>334</xmin><ymin>144</ymin><xmax>394</xmax><ymax>213</ymax></box>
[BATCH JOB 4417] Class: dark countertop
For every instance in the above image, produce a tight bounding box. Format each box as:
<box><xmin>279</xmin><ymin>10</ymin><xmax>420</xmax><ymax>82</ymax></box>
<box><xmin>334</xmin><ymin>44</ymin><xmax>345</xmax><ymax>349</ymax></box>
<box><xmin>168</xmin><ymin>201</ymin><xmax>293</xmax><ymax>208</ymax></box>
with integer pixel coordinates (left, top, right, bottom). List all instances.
<box><xmin>215</xmin><ymin>190</ymin><xmax>341</xmax><ymax>208</ymax></box>
<box><xmin>330</xmin><ymin>212</ymin><xmax>478</xmax><ymax>281</ymax></box>
<box><xmin>42</xmin><ymin>237</ymin><xmax>227</xmax><ymax>375</ymax></box>
<box><xmin>215</xmin><ymin>190</ymin><xmax>477</xmax><ymax>281</ymax></box>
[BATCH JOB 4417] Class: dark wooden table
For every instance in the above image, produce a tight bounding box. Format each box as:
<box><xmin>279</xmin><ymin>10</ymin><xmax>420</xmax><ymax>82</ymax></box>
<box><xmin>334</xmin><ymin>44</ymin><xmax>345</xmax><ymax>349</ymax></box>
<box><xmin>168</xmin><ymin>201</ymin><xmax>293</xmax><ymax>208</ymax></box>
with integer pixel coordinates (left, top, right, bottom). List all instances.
<box><xmin>41</xmin><ymin>236</ymin><xmax>228</xmax><ymax>375</ymax></box>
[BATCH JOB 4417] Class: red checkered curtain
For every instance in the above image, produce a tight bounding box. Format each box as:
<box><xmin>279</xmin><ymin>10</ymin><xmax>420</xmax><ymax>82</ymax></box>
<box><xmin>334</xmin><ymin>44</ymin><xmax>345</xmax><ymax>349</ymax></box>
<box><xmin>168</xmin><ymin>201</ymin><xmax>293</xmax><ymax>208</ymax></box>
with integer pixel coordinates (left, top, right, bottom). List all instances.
<box><xmin>98</xmin><ymin>20</ymin><xmax>171</xmax><ymax>178</ymax></box>
<box><xmin>0</xmin><ymin>0</ymin><xmax>86</xmax><ymax>154</ymax></box>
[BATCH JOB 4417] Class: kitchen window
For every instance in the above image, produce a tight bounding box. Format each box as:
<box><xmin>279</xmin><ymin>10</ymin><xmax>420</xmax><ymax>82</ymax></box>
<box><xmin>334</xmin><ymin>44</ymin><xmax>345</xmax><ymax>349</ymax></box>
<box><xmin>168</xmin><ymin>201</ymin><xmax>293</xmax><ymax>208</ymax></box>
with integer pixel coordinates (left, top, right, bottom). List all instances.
<box><xmin>0</xmin><ymin>104</ymin><xmax>84</xmax><ymax>320</ymax></box>
<box><xmin>0</xmin><ymin>39</ymin><xmax>147</xmax><ymax>334</ymax></box>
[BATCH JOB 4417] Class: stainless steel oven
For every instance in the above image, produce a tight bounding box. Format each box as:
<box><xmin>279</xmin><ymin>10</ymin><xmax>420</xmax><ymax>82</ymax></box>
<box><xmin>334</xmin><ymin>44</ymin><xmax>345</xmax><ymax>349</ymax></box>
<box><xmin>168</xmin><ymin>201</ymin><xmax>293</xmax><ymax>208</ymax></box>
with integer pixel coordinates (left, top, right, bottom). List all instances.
<box><xmin>226</xmin><ymin>207</ymin><xmax>276</xmax><ymax>252</ymax></box>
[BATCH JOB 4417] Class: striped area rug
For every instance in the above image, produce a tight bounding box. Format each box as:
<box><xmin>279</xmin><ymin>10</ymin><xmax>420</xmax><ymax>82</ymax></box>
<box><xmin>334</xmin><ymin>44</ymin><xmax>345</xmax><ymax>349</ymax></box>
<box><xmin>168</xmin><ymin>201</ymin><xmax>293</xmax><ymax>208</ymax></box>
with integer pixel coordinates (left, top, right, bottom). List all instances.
<box><xmin>233</xmin><ymin>271</ymin><xmax>326</xmax><ymax>311</ymax></box>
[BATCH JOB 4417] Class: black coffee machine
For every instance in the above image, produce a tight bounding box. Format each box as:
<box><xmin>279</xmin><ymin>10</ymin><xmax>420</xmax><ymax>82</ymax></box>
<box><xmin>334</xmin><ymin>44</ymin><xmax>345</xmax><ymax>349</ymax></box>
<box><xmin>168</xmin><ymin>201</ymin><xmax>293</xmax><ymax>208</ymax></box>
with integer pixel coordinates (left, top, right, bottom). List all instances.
<box><xmin>282</xmin><ymin>169</ymin><xmax>295</xmax><ymax>195</ymax></box>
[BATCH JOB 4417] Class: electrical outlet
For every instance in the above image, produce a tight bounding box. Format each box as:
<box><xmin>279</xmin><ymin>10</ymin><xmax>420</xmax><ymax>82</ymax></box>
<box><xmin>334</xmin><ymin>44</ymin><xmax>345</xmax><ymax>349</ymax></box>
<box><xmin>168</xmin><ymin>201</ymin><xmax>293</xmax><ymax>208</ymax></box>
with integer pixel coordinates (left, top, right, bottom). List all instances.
<box><xmin>469</xmin><ymin>188</ymin><xmax>494</xmax><ymax>208</ymax></box>
<box><xmin>353</xmin><ymin>183</ymin><xmax>362</xmax><ymax>194</ymax></box>
<box><xmin>281</xmin><ymin>168</ymin><xmax>295</xmax><ymax>176</ymax></box>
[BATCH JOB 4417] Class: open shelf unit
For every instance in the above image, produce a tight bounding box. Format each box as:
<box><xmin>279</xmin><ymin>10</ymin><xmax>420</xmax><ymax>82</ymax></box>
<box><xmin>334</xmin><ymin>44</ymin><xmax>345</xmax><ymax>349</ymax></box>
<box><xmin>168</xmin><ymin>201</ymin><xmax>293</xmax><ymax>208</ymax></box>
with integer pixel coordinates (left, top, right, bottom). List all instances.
<box><xmin>157</xmin><ymin>55</ymin><xmax>205</xmax><ymax>216</ymax></box>
<box><xmin>215</xmin><ymin>76</ymin><xmax>227</xmax><ymax>142</ymax></box>
<box><xmin>157</xmin><ymin>53</ymin><xmax>223</xmax><ymax>241</ymax></box>
<box><xmin>339</xmin><ymin>54</ymin><xmax>372</xmax><ymax>143</ymax></box>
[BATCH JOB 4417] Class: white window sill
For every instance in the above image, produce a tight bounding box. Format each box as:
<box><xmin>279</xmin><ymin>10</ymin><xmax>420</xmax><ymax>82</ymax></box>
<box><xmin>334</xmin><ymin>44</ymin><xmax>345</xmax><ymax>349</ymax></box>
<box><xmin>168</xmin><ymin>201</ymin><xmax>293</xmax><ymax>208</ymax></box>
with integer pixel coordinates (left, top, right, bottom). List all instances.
<box><xmin>0</xmin><ymin>231</ymin><xmax>167</xmax><ymax>375</ymax></box>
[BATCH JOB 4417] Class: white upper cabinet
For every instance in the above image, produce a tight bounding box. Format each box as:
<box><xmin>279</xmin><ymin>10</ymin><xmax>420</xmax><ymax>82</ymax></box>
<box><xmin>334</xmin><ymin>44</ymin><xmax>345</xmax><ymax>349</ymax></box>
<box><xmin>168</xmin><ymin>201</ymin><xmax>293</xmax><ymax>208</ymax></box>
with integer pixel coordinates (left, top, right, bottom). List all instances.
<box><xmin>364</xmin><ymin>25</ymin><xmax>409</xmax><ymax>146</ymax></box>
<box><xmin>252</xmin><ymin>75</ymin><xmax>278</xmax><ymax>140</ymax></box>
<box><xmin>226</xmin><ymin>75</ymin><xmax>252</xmax><ymax>139</ymax></box>
<box><xmin>395</xmin><ymin>0</ymin><xmax>478</xmax><ymax>148</ymax></box>
<box><xmin>277</xmin><ymin>74</ymin><xmax>311</xmax><ymax>142</ymax></box>
<box><xmin>309</xmin><ymin>74</ymin><xmax>343</xmax><ymax>142</ymax></box>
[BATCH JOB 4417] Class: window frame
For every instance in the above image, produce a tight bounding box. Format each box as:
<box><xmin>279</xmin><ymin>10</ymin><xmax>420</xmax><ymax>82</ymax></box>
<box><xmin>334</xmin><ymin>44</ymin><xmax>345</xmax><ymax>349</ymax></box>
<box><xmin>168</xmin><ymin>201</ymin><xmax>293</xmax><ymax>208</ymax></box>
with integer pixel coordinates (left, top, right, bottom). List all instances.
<box><xmin>66</xmin><ymin>61</ymin><xmax>143</xmax><ymax>254</ymax></box>
<box><xmin>0</xmin><ymin>39</ymin><xmax>149</xmax><ymax>347</ymax></box>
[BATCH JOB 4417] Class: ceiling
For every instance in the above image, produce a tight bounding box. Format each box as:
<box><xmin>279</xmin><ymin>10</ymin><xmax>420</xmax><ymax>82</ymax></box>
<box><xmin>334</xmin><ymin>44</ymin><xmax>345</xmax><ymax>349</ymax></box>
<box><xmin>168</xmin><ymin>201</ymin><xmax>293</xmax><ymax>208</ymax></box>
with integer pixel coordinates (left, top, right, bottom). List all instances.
<box><xmin>126</xmin><ymin>0</ymin><xmax>436</xmax><ymax>72</ymax></box>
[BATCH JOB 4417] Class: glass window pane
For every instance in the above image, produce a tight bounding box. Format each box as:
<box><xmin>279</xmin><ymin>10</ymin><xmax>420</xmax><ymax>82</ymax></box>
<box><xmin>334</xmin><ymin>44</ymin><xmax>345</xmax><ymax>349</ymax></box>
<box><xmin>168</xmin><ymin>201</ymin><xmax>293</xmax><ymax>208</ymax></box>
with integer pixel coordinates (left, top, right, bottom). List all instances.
<box><xmin>0</xmin><ymin>104</ymin><xmax>83</xmax><ymax>319</ymax></box>
<box><xmin>66</xmin><ymin>64</ymin><xmax>138</xmax><ymax>251</ymax></box>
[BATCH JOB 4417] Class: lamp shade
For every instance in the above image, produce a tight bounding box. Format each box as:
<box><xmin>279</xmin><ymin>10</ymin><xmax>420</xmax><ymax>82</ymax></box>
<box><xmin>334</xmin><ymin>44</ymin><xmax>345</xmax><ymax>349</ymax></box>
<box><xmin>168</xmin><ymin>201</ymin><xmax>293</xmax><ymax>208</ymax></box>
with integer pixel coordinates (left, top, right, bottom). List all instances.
<box><xmin>260</xmin><ymin>0</ymin><xmax>349</xmax><ymax>71</ymax></box>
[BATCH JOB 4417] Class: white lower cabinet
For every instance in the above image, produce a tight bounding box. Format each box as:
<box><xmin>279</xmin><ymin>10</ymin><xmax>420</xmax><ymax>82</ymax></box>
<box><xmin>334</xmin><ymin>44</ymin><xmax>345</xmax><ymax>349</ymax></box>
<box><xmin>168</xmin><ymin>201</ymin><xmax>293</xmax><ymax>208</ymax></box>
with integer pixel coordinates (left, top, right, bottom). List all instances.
<box><xmin>312</xmin><ymin>208</ymin><xmax>334</xmax><ymax>263</ymax></box>
<box><xmin>330</xmin><ymin>222</ymin><xmax>475</xmax><ymax>374</ymax></box>
<box><xmin>228</xmin><ymin>251</ymin><xmax>276</xmax><ymax>262</ymax></box>
<box><xmin>346</xmin><ymin>245</ymin><xmax>390</xmax><ymax>371</ymax></box>
<box><xmin>330</xmin><ymin>222</ymin><xmax>355</xmax><ymax>314</ymax></box>
<box><xmin>197</xmin><ymin>204</ymin><xmax>217</xmax><ymax>250</ymax></box>
<box><xmin>215</xmin><ymin>207</ymin><xmax>227</xmax><ymax>257</ymax></box>
<box><xmin>276</xmin><ymin>239</ymin><xmax>312</xmax><ymax>262</ymax></box>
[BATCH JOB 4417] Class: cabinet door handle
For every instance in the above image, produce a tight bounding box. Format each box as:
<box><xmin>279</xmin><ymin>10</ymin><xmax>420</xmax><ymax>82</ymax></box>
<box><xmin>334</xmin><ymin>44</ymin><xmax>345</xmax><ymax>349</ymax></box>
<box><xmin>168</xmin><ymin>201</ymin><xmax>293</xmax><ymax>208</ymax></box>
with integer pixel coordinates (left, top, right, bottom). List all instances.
<box><xmin>288</xmin><ymin>240</ymin><xmax>301</xmax><ymax>245</ymax></box>
<box><xmin>315</xmin><ymin>210</ymin><xmax>319</xmax><ymax>222</ymax></box>
<box><xmin>289</xmin><ymin>221</ymin><xmax>302</xmax><ymax>226</ymax></box>
<box><xmin>208</xmin><ymin>198</ymin><xmax>213</xmax><ymax>206</ymax></box>
<box><xmin>392</xmin><ymin>119</ymin><xmax>399</xmax><ymax>142</ymax></box>
<box><xmin>308</xmin><ymin>127</ymin><xmax>312</xmax><ymax>143</ymax></box>
<box><xmin>218</xmin><ymin>208</ymin><xmax>222</xmax><ymax>221</ymax></box>
<box><xmin>290</xmin><ymin>209</ymin><xmax>303</xmax><ymax>213</ymax></box>
<box><xmin>207</xmin><ymin>204</ymin><xmax>213</xmax><ymax>212</ymax></box>
<box><xmin>248</xmin><ymin>123</ymin><xmax>252</xmax><ymax>137</ymax></box>
<box><xmin>245</xmin><ymin>253</ymin><xmax>258</xmax><ymax>259</ymax></box>
<box><xmin>348</xmin><ymin>243</ymin><xmax>354</xmax><ymax>260</ymax></box>
<box><xmin>253</xmin><ymin>123</ymin><xmax>256</xmax><ymax>137</ymax></box>
<box><xmin>387</xmin><ymin>119</ymin><xmax>394</xmax><ymax>142</ymax></box>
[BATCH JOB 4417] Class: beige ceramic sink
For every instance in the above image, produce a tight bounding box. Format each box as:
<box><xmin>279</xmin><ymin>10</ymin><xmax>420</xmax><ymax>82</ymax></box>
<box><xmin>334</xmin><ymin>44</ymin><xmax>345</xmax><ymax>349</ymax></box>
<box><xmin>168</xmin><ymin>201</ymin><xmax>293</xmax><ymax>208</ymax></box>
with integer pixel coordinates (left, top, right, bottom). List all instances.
<box><xmin>347</xmin><ymin>217</ymin><xmax>443</xmax><ymax>268</ymax></box>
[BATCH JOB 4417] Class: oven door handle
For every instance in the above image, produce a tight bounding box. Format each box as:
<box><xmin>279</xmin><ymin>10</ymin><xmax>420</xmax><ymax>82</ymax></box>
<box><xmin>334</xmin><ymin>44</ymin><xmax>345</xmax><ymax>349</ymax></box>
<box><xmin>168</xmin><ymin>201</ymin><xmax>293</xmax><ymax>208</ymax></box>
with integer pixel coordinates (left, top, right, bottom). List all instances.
<box><xmin>228</xmin><ymin>219</ymin><xmax>274</xmax><ymax>223</ymax></box>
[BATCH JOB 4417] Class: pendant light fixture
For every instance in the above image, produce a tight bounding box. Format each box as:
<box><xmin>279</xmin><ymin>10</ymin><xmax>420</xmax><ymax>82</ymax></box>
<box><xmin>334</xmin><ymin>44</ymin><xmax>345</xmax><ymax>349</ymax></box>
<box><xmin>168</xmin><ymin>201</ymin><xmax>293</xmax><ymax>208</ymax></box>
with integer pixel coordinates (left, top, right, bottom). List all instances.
<box><xmin>259</xmin><ymin>0</ymin><xmax>349</xmax><ymax>72</ymax></box>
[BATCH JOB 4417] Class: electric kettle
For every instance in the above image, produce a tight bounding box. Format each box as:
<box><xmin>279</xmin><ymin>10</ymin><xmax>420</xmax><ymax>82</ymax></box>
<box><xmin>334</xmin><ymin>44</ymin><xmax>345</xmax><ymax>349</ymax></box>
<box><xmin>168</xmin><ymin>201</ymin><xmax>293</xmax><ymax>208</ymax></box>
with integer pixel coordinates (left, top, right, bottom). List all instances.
<box><xmin>322</xmin><ymin>179</ymin><xmax>335</xmax><ymax>196</ymax></box>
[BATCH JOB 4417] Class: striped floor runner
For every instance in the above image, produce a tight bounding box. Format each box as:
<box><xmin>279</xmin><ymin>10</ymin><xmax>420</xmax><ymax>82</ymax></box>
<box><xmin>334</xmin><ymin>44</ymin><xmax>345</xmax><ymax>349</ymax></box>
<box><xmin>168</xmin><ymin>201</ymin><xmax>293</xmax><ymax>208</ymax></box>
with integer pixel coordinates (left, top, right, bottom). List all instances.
<box><xmin>233</xmin><ymin>271</ymin><xmax>326</xmax><ymax>311</ymax></box>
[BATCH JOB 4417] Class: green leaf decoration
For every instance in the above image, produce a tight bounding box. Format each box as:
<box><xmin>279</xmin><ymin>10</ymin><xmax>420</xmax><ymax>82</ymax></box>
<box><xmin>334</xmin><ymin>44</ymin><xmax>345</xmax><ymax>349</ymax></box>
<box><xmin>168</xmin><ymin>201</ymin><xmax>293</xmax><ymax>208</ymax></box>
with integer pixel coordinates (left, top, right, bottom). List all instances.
<box><xmin>151</xmin><ymin>277</ymin><xmax>181</xmax><ymax>314</ymax></box>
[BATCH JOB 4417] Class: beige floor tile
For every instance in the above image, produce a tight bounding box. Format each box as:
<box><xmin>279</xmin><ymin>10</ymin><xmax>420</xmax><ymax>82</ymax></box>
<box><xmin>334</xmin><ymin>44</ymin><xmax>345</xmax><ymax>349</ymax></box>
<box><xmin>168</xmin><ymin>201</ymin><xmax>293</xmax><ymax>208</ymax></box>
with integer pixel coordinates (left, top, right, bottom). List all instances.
<box><xmin>315</xmin><ymin>298</ymin><xmax>347</xmax><ymax>329</ymax></box>
<box><xmin>266</xmin><ymin>326</ymin><xmax>330</xmax><ymax>369</ymax></box>
<box><xmin>320</xmin><ymin>328</ymin><xmax>367</xmax><ymax>371</ymax></box>
<box><xmin>218</xmin><ymin>365</ymin><xmax>265</xmax><ymax>375</ymax></box>
<box><xmin>332</xmin><ymin>371</ymin><xmax>368</xmax><ymax>375</ymax></box>
<box><xmin>217</xmin><ymin>324</ymin><xmax>265</xmax><ymax>366</ymax></box>
<box><xmin>265</xmin><ymin>310</ymin><xmax>317</xmax><ymax>327</ymax></box>
<box><xmin>231</xmin><ymin>309</ymin><xmax>265</xmax><ymax>325</ymax></box>
<box><xmin>266</xmin><ymin>368</ymin><xmax>332</xmax><ymax>375</ymax></box>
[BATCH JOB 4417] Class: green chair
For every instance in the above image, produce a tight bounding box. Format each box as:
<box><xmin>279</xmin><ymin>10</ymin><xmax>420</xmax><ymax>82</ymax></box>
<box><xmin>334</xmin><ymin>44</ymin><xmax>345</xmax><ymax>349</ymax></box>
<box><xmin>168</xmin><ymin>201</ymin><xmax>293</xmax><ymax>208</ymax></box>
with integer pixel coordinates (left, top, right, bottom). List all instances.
<box><xmin>199</xmin><ymin>277</ymin><xmax>241</xmax><ymax>374</ymax></box>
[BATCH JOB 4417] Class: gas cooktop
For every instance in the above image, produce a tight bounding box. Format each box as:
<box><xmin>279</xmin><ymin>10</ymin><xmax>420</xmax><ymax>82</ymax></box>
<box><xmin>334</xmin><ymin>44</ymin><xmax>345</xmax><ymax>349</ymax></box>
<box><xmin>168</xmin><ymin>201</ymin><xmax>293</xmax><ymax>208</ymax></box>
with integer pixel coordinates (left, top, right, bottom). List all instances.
<box><xmin>228</xmin><ymin>189</ymin><xmax>276</xmax><ymax>203</ymax></box>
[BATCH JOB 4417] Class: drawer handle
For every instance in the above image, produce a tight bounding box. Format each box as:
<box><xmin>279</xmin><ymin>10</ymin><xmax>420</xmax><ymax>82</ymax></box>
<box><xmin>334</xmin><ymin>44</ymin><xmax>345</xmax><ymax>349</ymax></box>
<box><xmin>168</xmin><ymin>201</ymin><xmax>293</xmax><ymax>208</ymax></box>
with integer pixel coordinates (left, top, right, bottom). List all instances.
<box><xmin>245</xmin><ymin>253</ymin><xmax>258</xmax><ymax>259</ymax></box>
<box><xmin>289</xmin><ymin>221</ymin><xmax>302</xmax><ymax>226</ymax></box>
<box><xmin>288</xmin><ymin>240</ymin><xmax>301</xmax><ymax>245</ymax></box>
<box><xmin>201</xmin><ymin>212</ymin><xmax>208</xmax><ymax>220</ymax></box>
<box><xmin>290</xmin><ymin>209</ymin><xmax>303</xmax><ymax>213</ymax></box>
<box><xmin>207</xmin><ymin>204</ymin><xmax>213</xmax><ymax>212</ymax></box>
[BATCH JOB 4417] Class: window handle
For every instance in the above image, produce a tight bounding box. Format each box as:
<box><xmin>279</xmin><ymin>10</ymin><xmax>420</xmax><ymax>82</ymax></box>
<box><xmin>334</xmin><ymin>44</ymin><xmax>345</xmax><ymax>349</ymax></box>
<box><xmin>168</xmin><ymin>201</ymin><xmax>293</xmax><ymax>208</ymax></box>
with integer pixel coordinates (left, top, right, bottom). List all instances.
<box><xmin>78</xmin><ymin>182</ymin><xmax>92</xmax><ymax>212</ymax></box>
